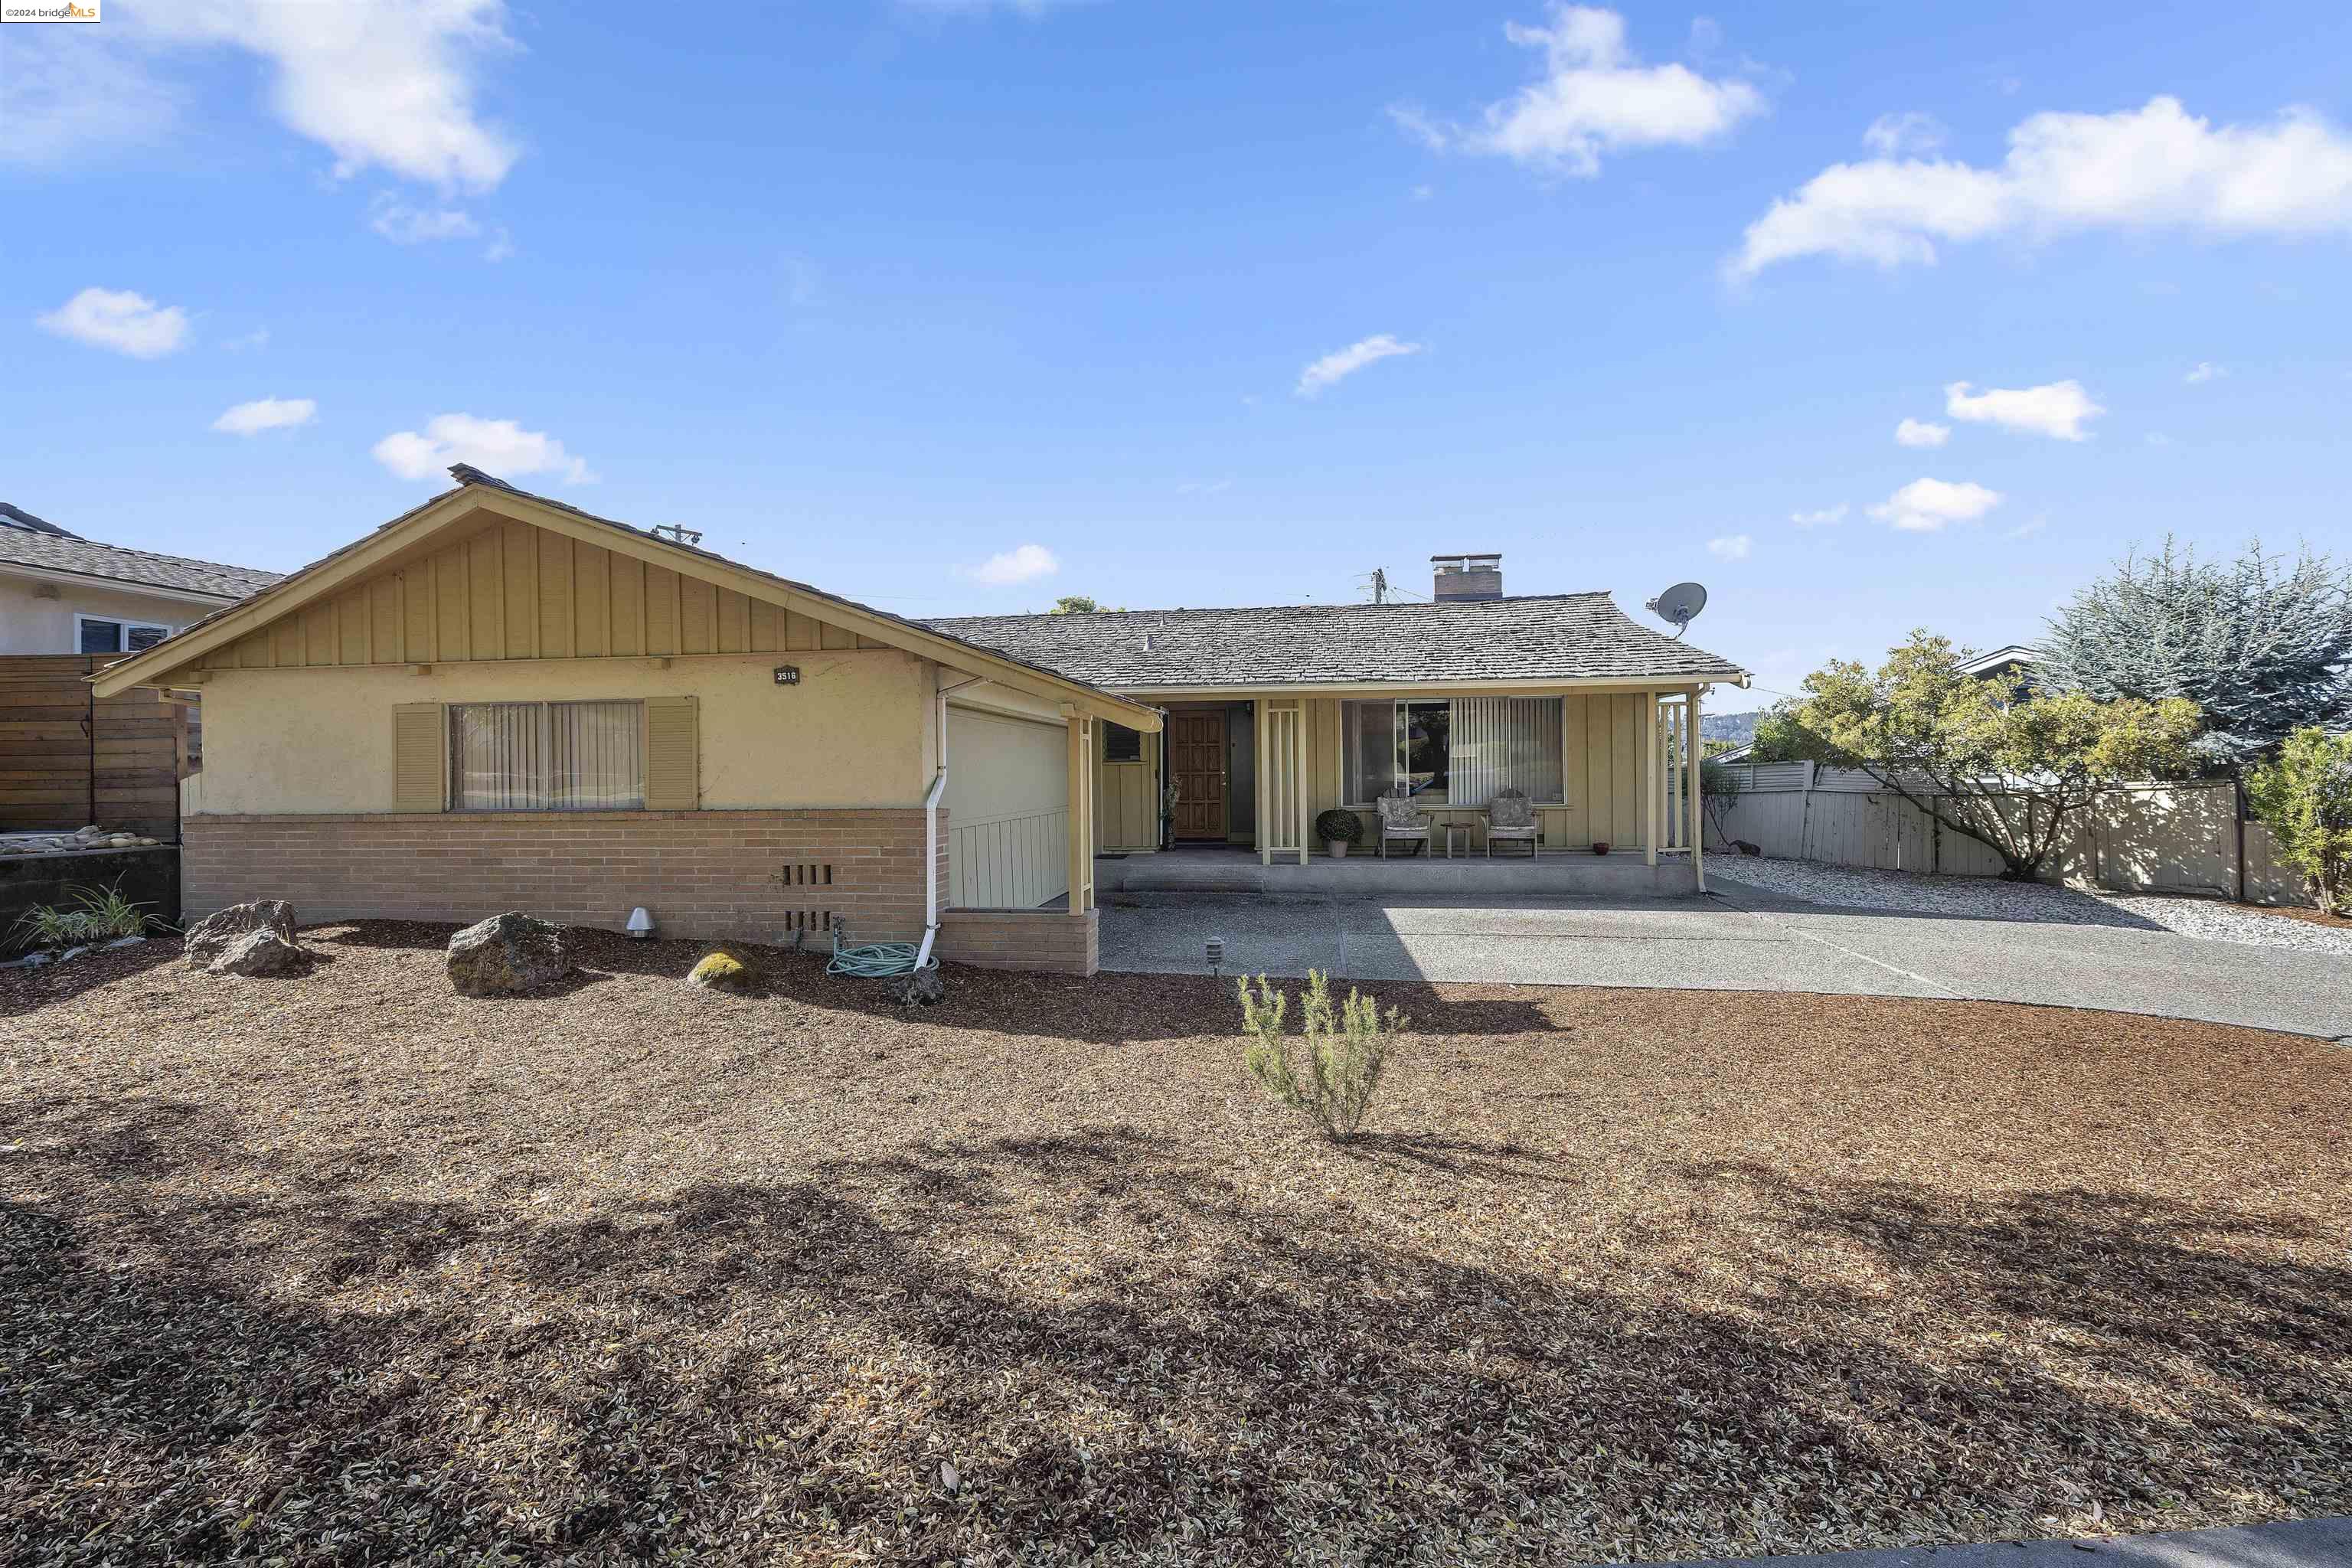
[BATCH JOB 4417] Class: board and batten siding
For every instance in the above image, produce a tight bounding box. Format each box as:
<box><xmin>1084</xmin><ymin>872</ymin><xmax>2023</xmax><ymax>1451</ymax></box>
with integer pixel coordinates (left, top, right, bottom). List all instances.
<box><xmin>1306</xmin><ymin>691</ymin><xmax>1655</xmax><ymax>849</ymax></box>
<box><xmin>199</xmin><ymin>518</ymin><xmax>888</xmax><ymax>670</ymax></box>
<box><xmin>946</xmin><ymin>706</ymin><xmax>1070</xmax><ymax>910</ymax></box>
<box><xmin>1094</xmin><ymin>723</ymin><xmax>1159</xmax><ymax>851</ymax></box>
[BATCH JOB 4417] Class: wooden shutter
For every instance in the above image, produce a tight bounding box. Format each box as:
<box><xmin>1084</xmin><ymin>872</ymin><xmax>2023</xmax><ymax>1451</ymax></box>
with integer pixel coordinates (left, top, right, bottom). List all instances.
<box><xmin>393</xmin><ymin>703</ymin><xmax>447</xmax><ymax>812</ymax></box>
<box><xmin>643</xmin><ymin>696</ymin><xmax>699</xmax><ymax>811</ymax></box>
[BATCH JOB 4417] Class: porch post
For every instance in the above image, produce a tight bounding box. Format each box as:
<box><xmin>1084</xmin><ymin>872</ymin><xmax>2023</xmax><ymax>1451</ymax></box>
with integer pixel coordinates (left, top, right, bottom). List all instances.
<box><xmin>1687</xmin><ymin>686</ymin><xmax>1705</xmax><ymax>893</ymax></box>
<box><xmin>1066</xmin><ymin>714</ymin><xmax>1094</xmax><ymax>911</ymax></box>
<box><xmin>1293</xmin><ymin>704</ymin><xmax>1309</xmax><ymax>867</ymax></box>
<box><xmin>1256</xmin><ymin>698</ymin><xmax>1271</xmax><ymax>867</ymax></box>
<box><xmin>1642</xmin><ymin>691</ymin><xmax>1658</xmax><ymax>867</ymax></box>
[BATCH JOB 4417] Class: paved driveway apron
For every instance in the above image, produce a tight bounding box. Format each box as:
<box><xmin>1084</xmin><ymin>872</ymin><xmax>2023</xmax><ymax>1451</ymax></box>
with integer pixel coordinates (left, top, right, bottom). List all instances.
<box><xmin>1098</xmin><ymin>889</ymin><xmax>2352</xmax><ymax>1040</ymax></box>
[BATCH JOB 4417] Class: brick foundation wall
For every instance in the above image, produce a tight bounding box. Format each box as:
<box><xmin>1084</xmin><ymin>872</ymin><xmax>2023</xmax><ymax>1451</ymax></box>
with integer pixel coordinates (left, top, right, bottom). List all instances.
<box><xmin>184</xmin><ymin>810</ymin><xmax>950</xmax><ymax>946</ymax></box>
<box><xmin>936</xmin><ymin>906</ymin><xmax>1099</xmax><ymax>976</ymax></box>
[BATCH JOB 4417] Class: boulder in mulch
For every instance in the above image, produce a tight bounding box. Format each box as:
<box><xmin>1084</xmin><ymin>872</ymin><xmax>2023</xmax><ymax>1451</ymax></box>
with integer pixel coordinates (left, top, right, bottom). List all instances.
<box><xmin>209</xmin><ymin>927</ymin><xmax>305</xmax><ymax>978</ymax></box>
<box><xmin>889</xmin><ymin>962</ymin><xmax>946</xmax><ymax>1007</ymax></box>
<box><xmin>184</xmin><ymin>900</ymin><xmax>299</xmax><ymax>969</ymax></box>
<box><xmin>688</xmin><ymin>947</ymin><xmax>762</xmax><ymax>995</ymax></box>
<box><xmin>446</xmin><ymin>912</ymin><xmax>571</xmax><ymax>996</ymax></box>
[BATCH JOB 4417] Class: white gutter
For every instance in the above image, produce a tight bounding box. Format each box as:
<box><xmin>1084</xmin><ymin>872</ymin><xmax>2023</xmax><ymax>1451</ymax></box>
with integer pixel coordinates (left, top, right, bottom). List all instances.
<box><xmin>918</xmin><ymin>673</ymin><xmax>987</xmax><ymax>970</ymax></box>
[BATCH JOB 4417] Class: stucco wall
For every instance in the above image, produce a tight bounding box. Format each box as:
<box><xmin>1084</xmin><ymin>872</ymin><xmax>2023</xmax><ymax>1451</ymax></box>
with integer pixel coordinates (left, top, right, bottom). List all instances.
<box><xmin>188</xmin><ymin>651</ymin><xmax>934</xmax><ymax>815</ymax></box>
<box><xmin>0</xmin><ymin>575</ymin><xmax>217</xmax><ymax>655</ymax></box>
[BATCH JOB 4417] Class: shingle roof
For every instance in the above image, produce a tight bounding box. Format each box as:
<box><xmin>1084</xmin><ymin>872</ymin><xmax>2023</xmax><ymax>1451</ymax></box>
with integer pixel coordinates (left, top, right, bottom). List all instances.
<box><xmin>926</xmin><ymin>593</ymin><xmax>1748</xmax><ymax>690</ymax></box>
<box><xmin>0</xmin><ymin>508</ymin><xmax>284</xmax><ymax>600</ymax></box>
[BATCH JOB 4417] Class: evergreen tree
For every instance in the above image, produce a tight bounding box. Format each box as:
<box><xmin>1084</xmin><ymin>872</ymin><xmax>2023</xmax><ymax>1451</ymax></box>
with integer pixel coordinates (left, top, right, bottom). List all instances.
<box><xmin>2037</xmin><ymin>539</ymin><xmax>2352</xmax><ymax>767</ymax></box>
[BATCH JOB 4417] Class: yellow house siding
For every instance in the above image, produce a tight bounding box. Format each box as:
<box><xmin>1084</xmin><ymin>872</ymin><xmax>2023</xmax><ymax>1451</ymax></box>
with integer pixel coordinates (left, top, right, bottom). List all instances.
<box><xmin>199</xmin><ymin>518</ymin><xmax>874</xmax><ymax>671</ymax></box>
<box><xmin>1092</xmin><ymin>723</ymin><xmax>1160</xmax><ymax>851</ymax></box>
<box><xmin>188</xmin><ymin>652</ymin><xmax>933</xmax><ymax>815</ymax></box>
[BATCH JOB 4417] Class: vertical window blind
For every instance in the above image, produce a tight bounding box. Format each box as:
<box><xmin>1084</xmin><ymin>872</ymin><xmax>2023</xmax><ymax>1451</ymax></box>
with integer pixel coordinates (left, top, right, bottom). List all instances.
<box><xmin>1341</xmin><ymin>697</ymin><xmax>1564</xmax><ymax>806</ymax></box>
<box><xmin>450</xmin><ymin>701</ymin><xmax>645</xmax><ymax>810</ymax></box>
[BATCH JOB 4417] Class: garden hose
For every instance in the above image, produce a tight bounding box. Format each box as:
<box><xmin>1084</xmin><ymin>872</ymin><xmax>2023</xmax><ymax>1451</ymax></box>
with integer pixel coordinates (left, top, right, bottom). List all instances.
<box><xmin>825</xmin><ymin>928</ymin><xmax>924</xmax><ymax>978</ymax></box>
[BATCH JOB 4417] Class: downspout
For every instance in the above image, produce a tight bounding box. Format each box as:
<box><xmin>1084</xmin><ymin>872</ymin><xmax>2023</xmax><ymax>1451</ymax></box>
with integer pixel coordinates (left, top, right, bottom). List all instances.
<box><xmin>920</xmin><ymin>672</ymin><xmax>987</xmax><ymax>970</ymax></box>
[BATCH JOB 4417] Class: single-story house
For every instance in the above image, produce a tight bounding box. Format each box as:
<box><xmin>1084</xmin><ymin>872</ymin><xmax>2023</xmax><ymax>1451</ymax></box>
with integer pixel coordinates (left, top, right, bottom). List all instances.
<box><xmin>929</xmin><ymin>553</ymin><xmax>1747</xmax><ymax>889</ymax></box>
<box><xmin>2</xmin><ymin>501</ymin><xmax>284</xmax><ymax>655</ymax></box>
<box><xmin>92</xmin><ymin>476</ymin><xmax>1747</xmax><ymax>975</ymax></box>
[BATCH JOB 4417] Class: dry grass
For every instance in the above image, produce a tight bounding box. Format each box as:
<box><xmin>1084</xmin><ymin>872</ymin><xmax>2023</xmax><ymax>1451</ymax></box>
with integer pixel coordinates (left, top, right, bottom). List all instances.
<box><xmin>3</xmin><ymin>923</ymin><xmax>2347</xmax><ymax>1565</ymax></box>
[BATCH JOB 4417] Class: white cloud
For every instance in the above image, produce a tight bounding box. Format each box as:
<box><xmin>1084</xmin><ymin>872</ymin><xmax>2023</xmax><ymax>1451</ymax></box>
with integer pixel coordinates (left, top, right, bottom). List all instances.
<box><xmin>1706</xmin><ymin>534</ymin><xmax>1752</xmax><ymax>560</ymax></box>
<box><xmin>1945</xmin><ymin>378</ymin><xmax>2102</xmax><ymax>440</ymax></box>
<box><xmin>1894</xmin><ymin>417</ymin><xmax>1950</xmax><ymax>448</ymax></box>
<box><xmin>1392</xmin><ymin>4</ymin><xmax>1764</xmax><ymax>177</ymax></box>
<box><xmin>1295</xmin><ymin>334</ymin><xmax>1423</xmax><ymax>398</ymax></box>
<box><xmin>220</xmin><ymin>328</ymin><xmax>271</xmax><ymax>352</ymax></box>
<box><xmin>484</xmin><ymin>227</ymin><xmax>516</xmax><ymax>263</ymax></box>
<box><xmin>1868</xmin><ymin>478</ymin><xmax>2004</xmax><ymax>532</ymax></box>
<box><xmin>124</xmin><ymin>0</ymin><xmax>520</xmax><ymax>191</ymax></box>
<box><xmin>368</xmin><ymin>194</ymin><xmax>481</xmax><ymax>243</ymax></box>
<box><xmin>35</xmin><ymin>287</ymin><xmax>190</xmax><ymax>358</ymax></box>
<box><xmin>969</xmin><ymin>544</ymin><xmax>1060</xmax><ymax>586</ymax></box>
<box><xmin>2005</xmin><ymin>515</ymin><xmax>2049</xmax><ymax>540</ymax></box>
<box><xmin>1176</xmin><ymin>479</ymin><xmax>1233</xmax><ymax>496</ymax></box>
<box><xmin>1863</xmin><ymin>111</ymin><xmax>1945</xmax><ymax>158</ymax></box>
<box><xmin>1733</xmin><ymin>96</ymin><xmax>2352</xmax><ymax>276</ymax></box>
<box><xmin>1789</xmin><ymin>504</ymin><xmax>1847</xmax><ymax>527</ymax></box>
<box><xmin>371</xmin><ymin>414</ymin><xmax>596</xmax><ymax>485</ymax></box>
<box><xmin>897</xmin><ymin>0</ymin><xmax>1081</xmax><ymax>15</ymax></box>
<box><xmin>2184</xmin><ymin>361</ymin><xmax>2227</xmax><ymax>384</ymax></box>
<box><xmin>212</xmin><ymin>397</ymin><xmax>317</xmax><ymax>435</ymax></box>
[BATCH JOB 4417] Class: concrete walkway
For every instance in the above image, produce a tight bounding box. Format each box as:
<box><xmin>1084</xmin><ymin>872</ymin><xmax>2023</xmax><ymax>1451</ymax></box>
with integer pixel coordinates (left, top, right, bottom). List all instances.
<box><xmin>1097</xmin><ymin>889</ymin><xmax>2352</xmax><ymax>1039</ymax></box>
<box><xmin>1625</xmin><ymin>1515</ymin><xmax>2352</xmax><ymax>1567</ymax></box>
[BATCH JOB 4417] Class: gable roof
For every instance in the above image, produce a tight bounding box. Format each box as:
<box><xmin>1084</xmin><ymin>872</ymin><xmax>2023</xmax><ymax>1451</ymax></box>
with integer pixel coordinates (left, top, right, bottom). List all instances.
<box><xmin>926</xmin><ymin>593</ymin><xmax>1749</xmax><ymax>691</ymax></box>
<box><xmin>87</xmin><ymin>467</ymin><xmax>1158</xmax><ymax>729</ymax></box>
<box><xmin>0</xmin><ymin>504</ymin><xmax>284</xmax><ymax>601</ymax></box>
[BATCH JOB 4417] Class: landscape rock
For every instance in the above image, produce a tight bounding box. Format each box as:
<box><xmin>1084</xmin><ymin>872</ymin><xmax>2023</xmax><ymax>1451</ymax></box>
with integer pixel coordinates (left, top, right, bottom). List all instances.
<box><xmin>184</xmin><ymin>900</ymin><xmax>299</xmax><ymax>969</ymax></box>
<box><xmin>209</xmin><ymin>928</ymin><xmax>305</xmax><ymax>978</ymax></box>
<box><xmin>688</xmin><ymin>947</ymin><xmax>763</xmax><ymax>995</ymax></box>
<box><xmin>889</xmin><ymin>962</ymin><xmax>946</xmax><ymax>1007</ymax></box>
<box><xmin>447</xmin><ymin>913</ymin><xmax>571</xmax><ymax>996</ymax></box>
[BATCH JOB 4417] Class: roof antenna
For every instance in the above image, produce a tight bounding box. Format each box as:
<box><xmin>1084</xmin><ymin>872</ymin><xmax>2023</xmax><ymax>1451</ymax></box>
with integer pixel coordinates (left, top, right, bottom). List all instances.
<box><xmin>1644</xmin><ymin>580</ymin><xmax>1709</xmax><ymax>641</ymax></box>
<box><xmin>651</xmin><ymin>522</ymin><xmax>704</xmax><ymax>546</ymax></box>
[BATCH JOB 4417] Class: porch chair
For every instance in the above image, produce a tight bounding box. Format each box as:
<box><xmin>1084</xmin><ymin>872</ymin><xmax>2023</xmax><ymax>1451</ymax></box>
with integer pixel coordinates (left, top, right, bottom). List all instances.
<box><xmin>1376</xmin><ymin>792</ymin><xmax>1432</xmax><ymax>858</ymax></box>
<box><xmin>1485</xmin><ymin>787</ymin><xmax>1539</xmax><ymax>858</ymax></box>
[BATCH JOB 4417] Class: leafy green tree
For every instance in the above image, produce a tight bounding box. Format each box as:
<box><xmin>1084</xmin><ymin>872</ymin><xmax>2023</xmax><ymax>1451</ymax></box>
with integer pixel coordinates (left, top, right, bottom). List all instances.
<box><xmin>2039</xmin><ymin>539</ymin><xmax>2352</xmax><ymax>767</ymax></box>
<box><xmin>1745</xmin><ymin>707</ymin><xmax>1811</xmax><ymax>764</ymax></box>
<box><xmin>2246</xmin><ymin>727</ymin><xmax>2352</xmax><ymax>913</ymax></box>
<box><xmin>1050</xmin><ymin>595</ymin><xmax>1102</xmax><ymax>615</ymax></box>
<box><xmin>1781</xmin><ymin>632</ymin><xmax>2201</xmax><ymax>880</ymax></box>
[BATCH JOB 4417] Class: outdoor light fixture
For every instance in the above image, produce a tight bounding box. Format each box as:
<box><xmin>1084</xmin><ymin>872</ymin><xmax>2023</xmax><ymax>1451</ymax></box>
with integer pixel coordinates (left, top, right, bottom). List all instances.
<box><xmin>773</xmin><ymin>665</ymin><xmax>800</xmax><ymax>686</ymax></box>
<box><xmin>626</xmin><ymin>906</ymin><xmax>655</xmax><ymax>939</ymax></box>
<box><xmin>1205</xmin><ymin>936</ymin><xmax>1224</xmax><ymax>975</ymax></box>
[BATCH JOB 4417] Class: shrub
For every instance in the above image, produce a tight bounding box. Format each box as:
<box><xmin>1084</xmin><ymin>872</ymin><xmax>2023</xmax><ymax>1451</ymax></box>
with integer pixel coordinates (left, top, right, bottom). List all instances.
<box><xmin>2248</xmin><ymin>727</ymin><xmax>2352</xmax><ymax>914</ymax></box>
<box><xmin>1236</xmin><ymin>969</ymin><xmax>1403</xmax><ymax>1141</ymax></box>
<box><xmin>9</xmin><ymin>881</ymin><xmax>159</xmax><ymax>951</ymax></box>
<box><xmin>1313</xmin><ymin>808</ymin><xmax>1362</xmax><ymax>845</ymax></box>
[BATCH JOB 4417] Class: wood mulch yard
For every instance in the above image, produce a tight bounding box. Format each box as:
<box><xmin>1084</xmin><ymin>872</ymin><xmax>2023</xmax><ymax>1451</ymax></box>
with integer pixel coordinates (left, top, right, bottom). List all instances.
<box><xmin>3</xmin><ymin>923</ymin><xmax>2347</xmax><ymax>1565</ymax></box>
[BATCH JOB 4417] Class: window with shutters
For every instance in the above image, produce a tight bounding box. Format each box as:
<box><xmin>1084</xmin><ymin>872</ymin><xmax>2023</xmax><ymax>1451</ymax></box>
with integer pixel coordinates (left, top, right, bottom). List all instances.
<box><xmin>449</xmin><ymin>701</ymin><xmax>645</xmax><ymax>810</ymax></box>
<box><xmin>1102</xmin><ymin>722</ymin><xmax>1143</xmax><ymax>763</ymax></box>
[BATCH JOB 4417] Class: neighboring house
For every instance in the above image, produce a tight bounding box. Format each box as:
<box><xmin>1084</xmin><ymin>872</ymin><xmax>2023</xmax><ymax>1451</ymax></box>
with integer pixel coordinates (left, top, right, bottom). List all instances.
<box><xmin>1960</xmin><ymin>643</ymin><xmax>2039</xmax><ymax>691</ymax></box>
<box><xmin>92</xmin><ymin>468</ymin><xmax>1162</xmax><ymax>975</ymax></box>
<box><xmin>0</xmin><ymin>501</ymin><xmax>283</xmax><ymax>655</ymax></box>
<box><xmin>932</xmin><ymin>552</ymin><xmax>1749</xmax><ymax>883</ymax></box>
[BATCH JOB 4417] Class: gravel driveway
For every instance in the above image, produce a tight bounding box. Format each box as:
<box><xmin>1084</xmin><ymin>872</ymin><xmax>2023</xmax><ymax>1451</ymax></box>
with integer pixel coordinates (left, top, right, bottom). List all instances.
<box><xmin>1709</xmin><ymin>857</ymin><xmax>2352</xmax><ymax>958</ymax></box>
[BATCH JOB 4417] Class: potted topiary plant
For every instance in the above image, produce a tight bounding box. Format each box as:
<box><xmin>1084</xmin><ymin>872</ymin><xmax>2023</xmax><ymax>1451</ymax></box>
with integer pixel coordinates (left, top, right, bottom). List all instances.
<box><xmin>1315</xmin><ymin>808</ymin><xmax>1364</xmax><ymax>859</ymax></box>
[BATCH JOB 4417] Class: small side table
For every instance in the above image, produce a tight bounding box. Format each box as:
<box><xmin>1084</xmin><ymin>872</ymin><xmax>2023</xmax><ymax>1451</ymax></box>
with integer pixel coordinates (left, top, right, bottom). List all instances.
<box><xmin>1440</xmin><ymin>822</ymin><xmax>1473</xmax><ymax>859</ymax></box>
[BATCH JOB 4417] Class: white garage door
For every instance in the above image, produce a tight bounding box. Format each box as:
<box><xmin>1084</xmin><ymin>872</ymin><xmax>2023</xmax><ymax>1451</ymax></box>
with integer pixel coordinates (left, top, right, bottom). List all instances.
<box><xmin>946</xmin><ymin>707</ymin><xmax>1069</xmax><ymax>909</ymax></box>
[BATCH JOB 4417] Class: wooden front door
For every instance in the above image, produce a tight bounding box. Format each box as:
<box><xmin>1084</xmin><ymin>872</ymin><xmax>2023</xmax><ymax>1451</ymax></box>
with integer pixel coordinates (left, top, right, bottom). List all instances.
<box><xmin>1169</xmin><ymin>710</ymin><xmax>1229</xmax><ymax>841</ymax></box>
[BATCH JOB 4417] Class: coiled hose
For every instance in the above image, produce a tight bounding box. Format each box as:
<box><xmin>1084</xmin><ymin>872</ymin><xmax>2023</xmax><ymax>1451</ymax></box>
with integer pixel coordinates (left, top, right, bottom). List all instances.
<box><xmin>825</xmin><ymin>927</ymin><xmax>923</xmax><ymax>978</ymax></box>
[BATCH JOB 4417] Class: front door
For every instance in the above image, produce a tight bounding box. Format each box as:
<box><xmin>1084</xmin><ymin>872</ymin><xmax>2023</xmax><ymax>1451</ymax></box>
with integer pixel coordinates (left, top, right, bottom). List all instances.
<box><xmin>1169</xmin><ymin>710</ymin><xmax>1228</xmax><ymax>841</ymax></box>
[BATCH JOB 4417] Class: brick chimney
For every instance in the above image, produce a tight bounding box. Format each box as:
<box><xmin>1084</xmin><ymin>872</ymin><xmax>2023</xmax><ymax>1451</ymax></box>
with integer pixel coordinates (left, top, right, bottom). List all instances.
<box><xmin>1431</xmin><ymin>553</ymin><xmax>1503</xmax><ymax>602</ymax></box>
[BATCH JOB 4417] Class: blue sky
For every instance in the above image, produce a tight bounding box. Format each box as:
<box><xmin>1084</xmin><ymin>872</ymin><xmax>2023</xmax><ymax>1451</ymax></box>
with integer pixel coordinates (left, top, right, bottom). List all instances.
<box><xmin>6</xmin><ymin>1</ymin><xmax>2349</xmax><ymax>705</ymax></box>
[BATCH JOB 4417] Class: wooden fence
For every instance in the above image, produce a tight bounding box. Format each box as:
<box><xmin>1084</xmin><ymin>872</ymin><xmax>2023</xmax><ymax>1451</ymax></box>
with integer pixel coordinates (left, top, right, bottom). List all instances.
<box><xmin>0</xmin><ymin>655</ymin><xmax>188</xmax><ymax>842</ymax></box>
<box><xmin>1705</xmin><ymin>762</ymin><xmax>2306</xmax><ymax>906</ymax></box>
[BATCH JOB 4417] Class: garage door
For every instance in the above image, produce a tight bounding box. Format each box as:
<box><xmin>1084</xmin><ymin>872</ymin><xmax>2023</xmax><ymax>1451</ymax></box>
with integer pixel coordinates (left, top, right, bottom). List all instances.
<box><xmin>945</xmin><ymin>707</ymin><xmax>1069</xmax><ymax>909</ymax></box>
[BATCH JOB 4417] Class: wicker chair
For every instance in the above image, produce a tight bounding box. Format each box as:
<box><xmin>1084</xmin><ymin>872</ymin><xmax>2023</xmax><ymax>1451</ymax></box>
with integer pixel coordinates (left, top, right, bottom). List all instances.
<box><xmin>1485</xmin><ymin>787</ymin><xmax>1539</xmax><ymax>858</ymax></box>
<box><xmin>1375</xmin><ymin>792</ymin><xmax>1432</xmax><ymax>858</ymax></box>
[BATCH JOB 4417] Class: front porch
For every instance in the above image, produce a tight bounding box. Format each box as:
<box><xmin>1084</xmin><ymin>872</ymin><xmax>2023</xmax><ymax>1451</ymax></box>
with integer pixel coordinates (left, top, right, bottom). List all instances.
<box><xmin>1095</xmin><ymin>842</ymin><xmax>1691</xmax><ymax>898</ymax></box>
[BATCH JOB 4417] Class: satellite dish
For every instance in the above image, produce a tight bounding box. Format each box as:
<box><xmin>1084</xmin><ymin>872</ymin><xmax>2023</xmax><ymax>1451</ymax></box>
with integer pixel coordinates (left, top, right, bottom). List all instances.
<box><xmin>1645</xmin><ymin>581</ymin><xmax>1708</xmax><ymax>639</ymax></box>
